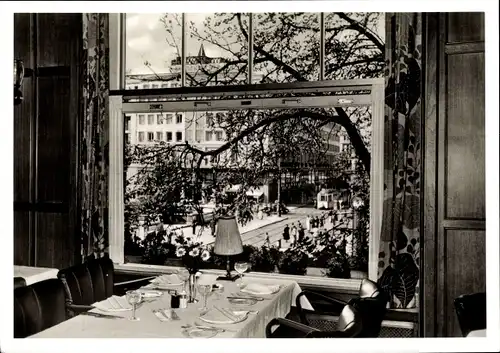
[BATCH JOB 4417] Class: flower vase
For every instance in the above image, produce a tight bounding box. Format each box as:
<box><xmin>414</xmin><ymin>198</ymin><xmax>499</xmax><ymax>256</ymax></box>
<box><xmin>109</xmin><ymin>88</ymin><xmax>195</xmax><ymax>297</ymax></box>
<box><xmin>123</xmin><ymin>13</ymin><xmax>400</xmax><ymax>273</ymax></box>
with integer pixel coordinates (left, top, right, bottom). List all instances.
<box><xmin>188</xmin><ymin>273</ymin><xmax>197</xmax><ymax>303</ymax></box>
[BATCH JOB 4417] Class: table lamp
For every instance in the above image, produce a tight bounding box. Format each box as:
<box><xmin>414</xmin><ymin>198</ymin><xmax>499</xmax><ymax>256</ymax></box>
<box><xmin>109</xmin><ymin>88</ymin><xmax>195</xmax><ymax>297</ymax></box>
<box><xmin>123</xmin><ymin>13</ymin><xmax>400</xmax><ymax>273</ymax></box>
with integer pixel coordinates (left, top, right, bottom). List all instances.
<box><xmin>214</xmin><ymin>215</ymin><xmax>243</xmax><ymax>281</ymax></box>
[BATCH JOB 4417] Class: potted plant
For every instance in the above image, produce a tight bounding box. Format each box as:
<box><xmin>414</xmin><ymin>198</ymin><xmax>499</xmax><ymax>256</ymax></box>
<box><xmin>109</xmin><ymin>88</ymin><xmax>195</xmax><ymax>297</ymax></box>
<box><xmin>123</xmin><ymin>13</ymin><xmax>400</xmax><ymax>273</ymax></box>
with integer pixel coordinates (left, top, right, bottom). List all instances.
<box><xmin>250</xmin><ymin>245</ymin><xmax>280</xmax><ymax>273</ymax></box>
<box><xmin>140</xmin><ymin>225</ymin><xmax>176</xmax><ymax>265</ymax></box>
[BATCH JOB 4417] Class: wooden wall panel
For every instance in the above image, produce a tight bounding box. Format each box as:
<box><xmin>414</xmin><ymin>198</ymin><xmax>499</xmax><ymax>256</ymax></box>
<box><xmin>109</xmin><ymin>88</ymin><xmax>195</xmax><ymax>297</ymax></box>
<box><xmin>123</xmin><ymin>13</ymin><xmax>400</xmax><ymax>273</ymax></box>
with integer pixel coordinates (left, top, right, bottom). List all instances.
<box><xmin>36</xmin><ymin>214</ymin><xmax>74</xmax><ymax>269</ymax></box>
<box><xmin>447</xmin><ymin>13</ymin><xmax>485</xmax><ymax>43</ymax></box>
<box><xmin>14</xmin><ymin>211</ymin><xmax>32</xmax><ymax>266</ymax></box>
<box><xmin>36</xmin><ymin>14</ymin><xmax>79</xmax><ymax>67</ymax></box>
<box><xmin>423</xmin><ymin>13</ymin><xmax>485</xmax><ymax>337</ymax></box>
<box><xmin>36</xmin><ymin>76</ymin><xmax>71</xmax><ymax>204</ymax></box>
<box><xmin>446</xmin><ymin>52</ymin><xmax>485</xmax><ymax>219</ymax></box>
<box><xmin>444</xmin><ymin>230</ymin><xmax>486</xmax><ymax>336</ymax></box>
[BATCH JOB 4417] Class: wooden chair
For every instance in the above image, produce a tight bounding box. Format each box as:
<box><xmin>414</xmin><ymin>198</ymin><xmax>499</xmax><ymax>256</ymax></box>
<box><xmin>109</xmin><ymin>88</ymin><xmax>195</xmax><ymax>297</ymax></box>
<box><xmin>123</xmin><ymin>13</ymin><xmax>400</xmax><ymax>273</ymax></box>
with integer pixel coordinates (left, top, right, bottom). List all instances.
<box><xmin>14</xmin><ymin>278</ymin><xmax>67</xmax><ymax>338</ymax></box>
<box><xmin>14</xmin><ymin>276</ymin><xmax>26</xmax><ymax>290</ymax></box>
<box><xmin>294</xmin><ymin>279</ymin><xmax>387</xmax><ymax>337</ymax></box>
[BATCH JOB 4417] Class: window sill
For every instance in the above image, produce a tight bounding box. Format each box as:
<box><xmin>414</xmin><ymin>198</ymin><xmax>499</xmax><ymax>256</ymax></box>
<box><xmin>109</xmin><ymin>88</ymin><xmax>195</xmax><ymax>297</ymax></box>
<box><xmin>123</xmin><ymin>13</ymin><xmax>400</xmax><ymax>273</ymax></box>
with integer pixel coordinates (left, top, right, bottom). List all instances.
<box><xmin>114</xmin><ymin>262</ymin><xmax>362</xmax><ymax>294</ymax></box>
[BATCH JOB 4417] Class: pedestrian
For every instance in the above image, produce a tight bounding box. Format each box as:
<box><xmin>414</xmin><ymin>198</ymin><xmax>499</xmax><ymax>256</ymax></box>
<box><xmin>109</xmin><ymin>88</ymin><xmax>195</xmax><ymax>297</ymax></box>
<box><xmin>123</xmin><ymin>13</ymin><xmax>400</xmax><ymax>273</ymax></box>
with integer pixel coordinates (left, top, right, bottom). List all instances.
<box><xmin>298</xmin><ymin>225</ymin><xmax>305</xmax><ymax>243</ymax></box>
<box><xmin>310</xmin><ymin>216</ymin><xmax>315</xmax><ymax>229</ymax></box>
<box><xmin>306</xmin><ymin>215</ymin><xmax>311</xmax><ymax>231</ymax></box>
<box><xmin>319</xmin><ymin>215</ymin><xmax>324</xmax><ymax>228</ymax></box>
<box><xmin>283</xmin><ymin>224</ymin><xmax>290</xmax><ymax>242</ymax></box>
<box><xmin>265</xmin><ymin>232</ymin><xmax>271</xmax><ymax>246</ymax></box>
<box><xmin>192</xmin><ymin>214</ymin><xmax>197</xmax><ymax>234</ymax></box>
<box><xmin>290</xmin><ymin>223</ymin><xmax>297</xmax><ymax>243</ymax></box>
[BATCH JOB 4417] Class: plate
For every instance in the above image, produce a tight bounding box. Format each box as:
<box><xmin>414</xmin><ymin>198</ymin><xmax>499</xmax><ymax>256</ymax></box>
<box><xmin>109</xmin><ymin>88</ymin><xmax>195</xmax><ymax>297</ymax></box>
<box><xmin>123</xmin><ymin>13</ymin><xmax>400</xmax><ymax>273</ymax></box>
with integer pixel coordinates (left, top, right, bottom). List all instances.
<box><xmin>138</xmin><ymin>290</ymin><xmax>163</xmax><ymax>298</ymax></box>
<box><xmin>228</xmin><ymin>297</ymin><xmax>258</xmax><ymax>306</ymax></box>
<box><xmin>182</xmin><ymin>327</ymin><xmax>218</xmax><ymax>338</ymax></box>
<box><xmin>239</xmin><ymin>283</ymin><xmax>281</xmax><ymax>296</ymax></box>
<box><xmin>199</xmin><ymin>310</ymin><xmax>249</xmax><ymax>325</ymax></box>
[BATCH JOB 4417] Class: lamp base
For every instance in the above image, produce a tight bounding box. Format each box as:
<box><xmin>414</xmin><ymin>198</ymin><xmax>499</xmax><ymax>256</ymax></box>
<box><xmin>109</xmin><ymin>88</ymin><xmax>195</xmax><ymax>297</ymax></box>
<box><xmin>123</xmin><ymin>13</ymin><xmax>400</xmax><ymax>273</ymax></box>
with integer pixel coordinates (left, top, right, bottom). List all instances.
<box><xmin>216</xmin><ymin>274</ymin><xmax>239</xmax><ymax>281</ymax></box>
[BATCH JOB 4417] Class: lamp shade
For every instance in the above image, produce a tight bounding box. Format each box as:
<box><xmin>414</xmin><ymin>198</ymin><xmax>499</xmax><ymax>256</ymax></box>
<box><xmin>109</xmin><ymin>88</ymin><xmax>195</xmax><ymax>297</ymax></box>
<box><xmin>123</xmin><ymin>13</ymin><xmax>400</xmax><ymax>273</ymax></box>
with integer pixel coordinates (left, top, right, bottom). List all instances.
<box><xmin>213</xmin><ymin>216</ymin><xmax>243</xmax><ymax>256</ymax></box>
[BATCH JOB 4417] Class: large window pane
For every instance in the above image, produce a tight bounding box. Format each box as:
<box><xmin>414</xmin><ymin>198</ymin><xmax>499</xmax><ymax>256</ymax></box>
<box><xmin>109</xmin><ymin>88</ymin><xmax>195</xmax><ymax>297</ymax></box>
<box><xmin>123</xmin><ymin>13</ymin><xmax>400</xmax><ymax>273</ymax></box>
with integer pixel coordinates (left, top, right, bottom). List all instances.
<box><xmin>185</xmin><ymin>13</ymin><xmax>249</xmax><ymax>87</ymax></box>
<box><xmin>124</xmin><ymin>103</ymin><xmax>372</xmax><ymax>278</ymax></box>
<box><xmin>253</xmin><ymin>13</ymin><xmax>320</xmax><ymax>83</ymax></box>
<box><xmin>125</xmin><ymin>13</ymin><xmax>183</xmax><ymax>89</ymax></box>
<box><xmin>324</xmin><ymin>12</ymin><xmax>384</xmax><ymax>80</ymax></box>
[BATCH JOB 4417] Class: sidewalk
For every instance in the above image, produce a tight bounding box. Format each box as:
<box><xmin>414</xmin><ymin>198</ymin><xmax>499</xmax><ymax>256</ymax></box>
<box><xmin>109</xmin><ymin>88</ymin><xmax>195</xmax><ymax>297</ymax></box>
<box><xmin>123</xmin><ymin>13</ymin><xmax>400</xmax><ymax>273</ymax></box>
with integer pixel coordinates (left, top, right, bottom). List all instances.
<box><xmin>173</xmin><ymin>214</ymin><xmax>288</xmax><ymax>246</ymax></box>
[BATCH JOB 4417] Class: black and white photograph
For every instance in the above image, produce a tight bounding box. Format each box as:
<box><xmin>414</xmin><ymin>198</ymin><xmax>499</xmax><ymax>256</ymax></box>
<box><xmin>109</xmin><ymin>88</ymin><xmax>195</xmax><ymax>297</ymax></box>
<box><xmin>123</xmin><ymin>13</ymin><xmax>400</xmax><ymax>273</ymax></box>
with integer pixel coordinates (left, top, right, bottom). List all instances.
<box><xmin>2</xmin><ymin>1</ymin><xmax>499</xmax><ymax>353</ymax></box>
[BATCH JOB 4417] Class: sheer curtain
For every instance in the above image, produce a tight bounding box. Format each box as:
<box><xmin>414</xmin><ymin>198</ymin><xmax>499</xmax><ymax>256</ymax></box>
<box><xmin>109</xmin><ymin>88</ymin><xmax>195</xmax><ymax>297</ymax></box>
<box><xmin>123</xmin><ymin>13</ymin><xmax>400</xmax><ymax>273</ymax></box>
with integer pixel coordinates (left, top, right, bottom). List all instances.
<box><xmin>377</xmin><ymin>13</ymin><xmax>422</xmax><ymax>309</ymax></box>
<box><xmin>80</xmin><ymin>13</ymin><xmax>110</xmax><ymax>260</ymax></box>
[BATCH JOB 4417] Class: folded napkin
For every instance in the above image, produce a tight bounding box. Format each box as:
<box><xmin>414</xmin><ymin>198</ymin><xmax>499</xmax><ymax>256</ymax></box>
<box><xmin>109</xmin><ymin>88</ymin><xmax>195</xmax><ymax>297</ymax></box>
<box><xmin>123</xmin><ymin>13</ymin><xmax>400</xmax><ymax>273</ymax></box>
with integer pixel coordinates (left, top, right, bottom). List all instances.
<box><xmin>92</xmin><ymin>295</ymin><xmax>133</xmax><ymax>312</ymax></box>
<box><xmin>199</xmin><ymin>307</ymin><xmax>248</xmax><ymax>324</ymax></box>
<box><xmin>240</xmin><ymin>283</ymin><xmax>280</xmax><ymax>295</ymax></box>
<box><xmin>151</xmin><ymin>274</ymin><xmax>183</xmax><ymax>287</ymax></box>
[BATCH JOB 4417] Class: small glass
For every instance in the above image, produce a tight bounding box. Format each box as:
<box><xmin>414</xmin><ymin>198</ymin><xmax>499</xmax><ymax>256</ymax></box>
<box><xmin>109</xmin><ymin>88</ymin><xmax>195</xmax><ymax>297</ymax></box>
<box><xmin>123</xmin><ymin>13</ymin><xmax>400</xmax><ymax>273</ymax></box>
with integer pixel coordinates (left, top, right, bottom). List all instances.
<box><xmin>177</xmin><ymin>268</ymin><xmax>190</xmax><ymax>292</ymax></box>
<box><xmin>212</xmin><ymin>283</ymin><xmax>224</xmax><ymax>300</ymax></box>
<box><xmin>234</xmin><ymin>261</ymin><xmax>249</xmax><ymax>286</ymax></box>
<box><xmin>198</xmin><ymin>284</ymin><xmax>213</xmax><ymax>314</ymax></box>
<box><xmin>126</xmin><ymin>290</ymin><xmax>142</xmax><ymax>321</ymax></box>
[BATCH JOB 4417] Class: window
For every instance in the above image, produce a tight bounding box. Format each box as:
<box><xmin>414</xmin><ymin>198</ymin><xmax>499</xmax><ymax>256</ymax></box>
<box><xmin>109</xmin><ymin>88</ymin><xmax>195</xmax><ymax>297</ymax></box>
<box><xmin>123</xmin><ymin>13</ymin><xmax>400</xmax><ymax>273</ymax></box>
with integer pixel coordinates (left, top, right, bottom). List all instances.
<box><xmin>125</xmin><ymin>133</ymin><xmax>130</xmax><ymax>144</ymax></box>
<box><xmin>138</xmin><ymin>114</ymin><xmax>145</xmax><ymax>125</ymax></box>
<box><xmin>205</xmin><ymin>131</ymin><xmax>213</xmax><ymax>141</ymax></box>
<box><xmin>206</xmin><ymin>113</ymin><xmax>214</xmax><ymax>127</ymax></box>
<box><xmin>143</xmin><ymin>84</ymin><xmax>150</xmax><ymax>89</ymax></box>
<box><xmin>114</xmin><ymin>14</ymin><xmax>385</xmax><ymax>285</ymax></box>
<box><xmin>138</xmin><ymin>131</ymin><xmax>144</xmax><ymax>142</ymax></box>
<box><xmin>157</xmin><ymin>115</ymin><xmax>163</xmax><ymax>124</ymax></box>
<box><xmin>152</xmin><ymin>84</ymin><xmax>158</xmax><ymax>89</ymax></box>
<box><xmin>125</xmin><ymin>115</ymin><xmax>131</xmax><ymax>131</ymax></box>
<box><xmin>161</xmin><ymin>83</ymin><xmax>169</xmax><ymax>88</ymax></box>
<box><xmin>147</xmin><ymin>132</ymin><xmax>154</xmax><ymax>141</ymax></box>
<box><xmin>156</xmin><ymin>132</ymin><xmax>163</xmax><ymax>141</ymax></box>
<box><xmin>147</xmin><ymin>114</ymin><xmax>154</xmax><ymax>125</ymax></box>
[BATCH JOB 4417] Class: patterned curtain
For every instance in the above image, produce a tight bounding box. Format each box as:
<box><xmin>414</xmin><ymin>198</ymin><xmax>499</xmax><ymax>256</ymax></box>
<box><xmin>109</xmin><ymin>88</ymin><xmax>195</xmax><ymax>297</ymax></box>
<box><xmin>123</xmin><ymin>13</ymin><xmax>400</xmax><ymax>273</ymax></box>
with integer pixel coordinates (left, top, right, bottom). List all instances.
<box><xmin>80</xmin><ymin>13</ymin><xmax>110</xmax><ymax>260</ymax></box>
<box><xmin>376</xmin><ymin>13</ymin><xmax>422</xmax><ymax>309</ymax></box>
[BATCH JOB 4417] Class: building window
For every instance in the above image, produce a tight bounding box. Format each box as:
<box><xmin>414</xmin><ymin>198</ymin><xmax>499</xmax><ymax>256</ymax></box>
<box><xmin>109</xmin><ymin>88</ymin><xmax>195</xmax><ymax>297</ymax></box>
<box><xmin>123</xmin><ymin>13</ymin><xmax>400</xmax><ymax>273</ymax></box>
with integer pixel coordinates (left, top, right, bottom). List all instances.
<box><xmin>161</xmin><ymin>83</ymin><xmax>169</xmax><ymax>88</ymax></box>
<box><xmin>152</xmin><ymin>84</ymin><xmax>158</xmax><ymax>89</ymax></box>
<box><xmin>147</xmin><ymin>114</ymin><xmax>154</xmax><ymax>125</ymax></box>
<box><xmin>215</xmin><ymin>131</ymin><xmax>223</xmax><ymax>141</ymax></box>
<box><xmin>206</xmin><ymin>113</ymin><xmax>214</xmax><ymax>126</ymax></box>
<box><xmin>138</xmin><ymin>114</ymin><xmax>145</xmax><ymax>125</ymax></box>
<box><xmin>147</xmin><ymin>132</ymin><xmax>154</xmax><ymax>141</ymax></box>
<box><xmin>125</xmin><ymin>115</ymin><xmax>131</xmax><ymax>131</ymax></box>
<box><xmin>165</xmin><ymin>114</ymin><xmax>173</xmax><ymax>124</ymax></box>
<box><xmin>156</xmin><ymin>132</ymin><xmax>163</xmax><ymax>141</ymax></box>
<box><xmin>125</xmin><ymin>133</ymin><xmax>130</xmax><ymax>144</ymax></box>
<box><xmin>176</xmin><ymin>131</ymin><xmax>183</xmax><ymax>141</ymax></box>
<box><xmin>138</xmin><ymin>131</ymin><xmax>144</xmax><ymax>142</ymax></box>
<box><xmin>215</xmin><ymin>112</ymin><xmax>224</xmax><ymax>124</ymax></box>
<box><xmin>176</xmin><ymin>114</ymin><xmax>183</xmax><ymax>124</ymax></box>
<box><xmin>143</xmin><ymin>84</ymin><xmax>150</xmax><ymax>89</ymax></box>
<box><xmin>166</xmin><ymin>132</ymin><xmax>173</xmax><ymax>142</ymax></box>
<box><xmin>157</xmin><ymin>114</ymin><xmax>163</xmax><ymax>124</ymax></box>
<box><xmin>205</xmin><ymin>131</ymin><xmax>213</xmax><ymax>141</ymax></box>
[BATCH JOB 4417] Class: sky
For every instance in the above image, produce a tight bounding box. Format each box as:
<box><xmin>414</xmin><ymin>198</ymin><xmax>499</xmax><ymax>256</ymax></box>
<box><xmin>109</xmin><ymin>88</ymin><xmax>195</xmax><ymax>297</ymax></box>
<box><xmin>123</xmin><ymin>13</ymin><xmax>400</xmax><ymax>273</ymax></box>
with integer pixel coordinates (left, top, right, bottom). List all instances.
<box><xmin>126</xmin><ymin>13</ymin><xmax>385</xmax><ymax>75</ymax></box>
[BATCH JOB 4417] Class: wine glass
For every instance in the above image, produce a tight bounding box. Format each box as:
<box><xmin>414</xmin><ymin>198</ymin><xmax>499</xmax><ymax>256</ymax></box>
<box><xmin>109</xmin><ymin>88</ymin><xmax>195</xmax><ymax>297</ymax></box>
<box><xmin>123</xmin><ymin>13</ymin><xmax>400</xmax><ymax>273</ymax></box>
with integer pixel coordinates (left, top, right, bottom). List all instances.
<box><xmin>234</xmin><ymin>261</ymin><xmax>249</xmax><ymax>286</ymax></box>
<box><xmin>126</xmin><ymin>290</ymin><xmax>142</xmax><ymax>321</ymax></box>
<box><xmin>198</xmin><ymin>284</ymin><xmax>212</xmax><ymax>314</ymax></box>
<box><xmin>212</xmin><ymin>283</ymin><xmax>224</xmax><ymax>300</ymax></box>
<box><xmin>177</xmin><ymin>268</ymin><xmax>190</xmax><ymax>292</ymax></box>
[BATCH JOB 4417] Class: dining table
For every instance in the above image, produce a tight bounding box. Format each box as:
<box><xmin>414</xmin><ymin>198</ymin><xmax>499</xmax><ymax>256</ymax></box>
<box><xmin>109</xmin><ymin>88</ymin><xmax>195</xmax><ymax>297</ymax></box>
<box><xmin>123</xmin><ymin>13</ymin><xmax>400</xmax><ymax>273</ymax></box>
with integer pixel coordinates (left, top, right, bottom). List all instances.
<box><xmin>14</xmin><ymin>265</ymin><xmax>59</xmax><ymax>285</ymax></box>
<box><xmin>30</xmin><ymin>276</ymin><xmax>313</xmax><ymax>338</ymax></box>
<box><xmin>466</xmin><ymin>329</ymin><xmax>486</xmax><ymax>337</ymax></box>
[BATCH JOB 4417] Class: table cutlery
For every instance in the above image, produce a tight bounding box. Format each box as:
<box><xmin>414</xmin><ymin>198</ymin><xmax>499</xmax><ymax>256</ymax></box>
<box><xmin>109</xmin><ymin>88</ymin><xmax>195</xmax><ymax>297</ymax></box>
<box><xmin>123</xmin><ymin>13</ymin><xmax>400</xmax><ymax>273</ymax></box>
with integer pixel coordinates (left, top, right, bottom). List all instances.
<box><xmin>81</xmin><ymin>312</ymin><xmax>124</xmax><ymax>320</ymax></box>
<box><xmin>227</xmin><ymin>295</ymin><xmax>264</xmax><ymax>301</ymax></box>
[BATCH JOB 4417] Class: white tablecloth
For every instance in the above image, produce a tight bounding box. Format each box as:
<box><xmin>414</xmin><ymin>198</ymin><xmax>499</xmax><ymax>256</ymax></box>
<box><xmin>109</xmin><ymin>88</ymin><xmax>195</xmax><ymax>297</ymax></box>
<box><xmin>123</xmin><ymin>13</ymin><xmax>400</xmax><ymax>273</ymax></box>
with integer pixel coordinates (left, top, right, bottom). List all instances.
<box><xmin>466</xmin><ymin>329</ymin><xmax>486</xmax><ymax>337</ymax></box>
<box><xmin>14</xmin><ymin>265</ymin><xmax>59</xmax><ymax>285</ymax></box>
<box><xmin>30</xmin><ymin>277</ymin><xmax>312</xmax><ymax>338</ymax></box>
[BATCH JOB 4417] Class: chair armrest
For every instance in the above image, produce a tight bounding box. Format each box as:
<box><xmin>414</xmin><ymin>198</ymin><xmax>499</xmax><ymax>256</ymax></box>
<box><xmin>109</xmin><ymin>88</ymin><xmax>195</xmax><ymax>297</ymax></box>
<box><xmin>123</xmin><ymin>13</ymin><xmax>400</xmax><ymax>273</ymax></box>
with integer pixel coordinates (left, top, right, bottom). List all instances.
<box><xmin>266</xmin><ymin>318</ymin><xmax>320</xmax><ymax>338</ymax></box>
<box><xmin>67</xmin><ymin>304</ymin><xmax>94</xmax><ymax>312</ymax></box>
<box><xmin>296</xmin><ymin>290</ymin><xmax>347</xmax><ymax>324</ymax></box>
<box><xmin>114</xmin><ymin>276</ymin><xmax>157</xmax><ymax>287</ymax></box>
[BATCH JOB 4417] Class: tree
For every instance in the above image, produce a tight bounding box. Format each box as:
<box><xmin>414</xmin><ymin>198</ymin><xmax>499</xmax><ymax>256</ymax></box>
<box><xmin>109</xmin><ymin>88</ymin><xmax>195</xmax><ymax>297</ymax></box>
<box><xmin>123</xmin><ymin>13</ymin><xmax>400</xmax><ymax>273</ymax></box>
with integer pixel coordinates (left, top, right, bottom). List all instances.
<box><xmin>125</xmin><ymin>12</ymin><xmax>383</xmax><ymax>231</ymax></box>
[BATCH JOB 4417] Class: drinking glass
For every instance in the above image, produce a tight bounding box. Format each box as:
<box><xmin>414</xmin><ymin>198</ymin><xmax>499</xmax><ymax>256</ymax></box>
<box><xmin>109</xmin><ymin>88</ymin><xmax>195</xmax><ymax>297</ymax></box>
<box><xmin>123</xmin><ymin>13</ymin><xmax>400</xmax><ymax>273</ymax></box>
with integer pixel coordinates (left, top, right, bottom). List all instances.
<box><xmin>234</xmin><ymin>261</ymin><xmax>249</xmax><ymax>285</ymax></box>
<box><xmin>212</xmin><ymin>283</ymin><xmax>224</xmax><ymax>300</ymax></box>
<box><xmin>177</xmin><ymin>268</ymin><xmax>190</xmax><ymax>292</ymax></box>
<box><xmin>198</xmin><ymin>284</ymin><xmax>212</xmax><ymax>314</ymax></box>
<box><xmin>126</xmin><ymin>290</ymin><xmax>142</xmax><ymax>321</ymax></box>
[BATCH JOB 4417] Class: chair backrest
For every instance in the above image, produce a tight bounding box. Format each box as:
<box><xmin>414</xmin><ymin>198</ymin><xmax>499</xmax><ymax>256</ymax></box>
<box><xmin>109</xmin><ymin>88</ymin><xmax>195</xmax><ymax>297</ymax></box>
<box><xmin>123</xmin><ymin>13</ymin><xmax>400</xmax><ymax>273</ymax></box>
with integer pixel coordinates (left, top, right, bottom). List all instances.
<box><xmin>307</xmin><ymin>305</ymin><xmax>363</xmax><ymax>338</ymax></box>
<box><xmin>58</xmin><ymin>256</ymin><xmax>115</xmax><ymax>306</ymax></box>
<box><xmin>14</xmin><ymin>277</ymin><xmax>26</xmax><ymax>290</ymax></box>
<box><xmin>358</xmin><ymin>279</ymin><xmax>380</xmax><ymax>298</ymax></box>
<box><xmin>14</xmin><ymin>278</ymin><xmax>67</xmax><ymax>338</ymax></box>
<box><xmin>454</xmin><ymin>292</ymin><xmax>486</xmax><ymax>337</ymax></box>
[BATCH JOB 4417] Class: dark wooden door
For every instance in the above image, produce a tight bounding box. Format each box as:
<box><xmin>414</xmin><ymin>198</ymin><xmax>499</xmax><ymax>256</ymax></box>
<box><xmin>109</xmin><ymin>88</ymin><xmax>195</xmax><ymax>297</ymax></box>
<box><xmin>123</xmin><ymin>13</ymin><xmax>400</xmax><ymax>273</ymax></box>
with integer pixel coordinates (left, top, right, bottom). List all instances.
<box><xmin>13</xmin><ymin>14</ymin><xmax>82</xmax><ymax>269</ymax></box>
<box><xmin>423</xmin><ymin>12</ymin><xmax>486</xmax><ymax>337</ymax></box>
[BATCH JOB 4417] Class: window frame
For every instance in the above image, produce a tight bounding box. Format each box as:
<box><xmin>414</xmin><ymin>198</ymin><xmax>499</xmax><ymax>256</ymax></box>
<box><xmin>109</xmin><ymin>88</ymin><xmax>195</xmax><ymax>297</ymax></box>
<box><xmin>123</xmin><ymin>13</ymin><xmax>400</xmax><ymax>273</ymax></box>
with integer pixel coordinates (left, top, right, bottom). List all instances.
<box><xmin>109</xmin><ymin>14</ymin><xmax>384</xmax><ymax>286</ymax></box>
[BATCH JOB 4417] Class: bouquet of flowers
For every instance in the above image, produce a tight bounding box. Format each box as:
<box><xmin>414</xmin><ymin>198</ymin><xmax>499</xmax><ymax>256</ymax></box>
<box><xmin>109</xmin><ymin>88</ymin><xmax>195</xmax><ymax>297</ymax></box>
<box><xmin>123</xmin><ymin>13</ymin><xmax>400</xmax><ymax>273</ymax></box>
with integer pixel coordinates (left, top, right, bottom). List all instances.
<box><xmin>174</xmin><ymin>235</ymin><xmax>211</xmax><ymax>274</ymax></box>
